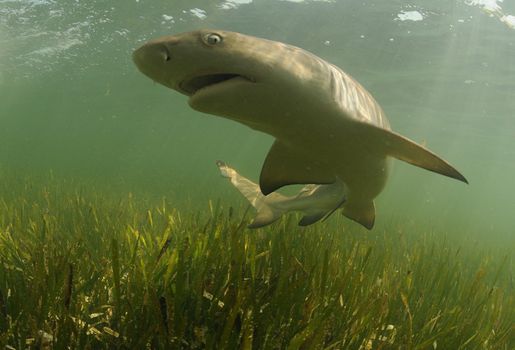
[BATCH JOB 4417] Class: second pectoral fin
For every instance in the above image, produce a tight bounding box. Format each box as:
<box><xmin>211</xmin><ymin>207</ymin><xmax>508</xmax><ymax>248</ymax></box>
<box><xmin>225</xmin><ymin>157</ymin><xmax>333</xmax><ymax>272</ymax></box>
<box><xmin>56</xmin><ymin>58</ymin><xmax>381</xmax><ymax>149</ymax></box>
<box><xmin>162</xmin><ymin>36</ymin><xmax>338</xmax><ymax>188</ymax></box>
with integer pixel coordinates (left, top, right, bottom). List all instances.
<box><xmin>259</xmin><ymin>140</ymin><xmax>335</xmax><ymax>195</ymax></box>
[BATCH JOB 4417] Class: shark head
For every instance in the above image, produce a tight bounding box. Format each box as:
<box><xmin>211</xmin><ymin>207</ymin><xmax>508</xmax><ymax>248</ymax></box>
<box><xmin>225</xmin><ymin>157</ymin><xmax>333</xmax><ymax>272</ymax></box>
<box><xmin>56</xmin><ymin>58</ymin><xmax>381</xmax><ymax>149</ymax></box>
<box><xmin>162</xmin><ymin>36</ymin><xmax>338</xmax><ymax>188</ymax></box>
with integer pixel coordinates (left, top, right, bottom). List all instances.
<box><xmin>133</xmin><ymin>30</ymin><xmax>292</xmax><ymax>129</ymax></box>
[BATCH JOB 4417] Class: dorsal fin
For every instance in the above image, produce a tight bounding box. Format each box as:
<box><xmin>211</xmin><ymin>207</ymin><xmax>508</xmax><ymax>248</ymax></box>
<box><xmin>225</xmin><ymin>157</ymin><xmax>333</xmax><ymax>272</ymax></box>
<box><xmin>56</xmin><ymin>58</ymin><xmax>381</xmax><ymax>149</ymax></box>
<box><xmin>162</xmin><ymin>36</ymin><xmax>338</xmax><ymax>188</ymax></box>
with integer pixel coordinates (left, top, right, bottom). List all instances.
<box><xmin>260</xmin><ymin>140</ymin><xmax>335</xmax><ymax>195</ymax></box>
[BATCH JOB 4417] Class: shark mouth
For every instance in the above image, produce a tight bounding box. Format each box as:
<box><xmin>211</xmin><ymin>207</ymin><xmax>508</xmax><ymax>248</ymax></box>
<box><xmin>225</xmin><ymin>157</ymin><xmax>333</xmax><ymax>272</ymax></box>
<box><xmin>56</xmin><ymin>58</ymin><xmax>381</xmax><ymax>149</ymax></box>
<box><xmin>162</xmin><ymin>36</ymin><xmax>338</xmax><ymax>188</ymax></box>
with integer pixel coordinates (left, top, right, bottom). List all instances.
<box><xmin>179</xmin><ymin>73</ymin><xmax>251</xmax><ymax>95</ymax></box>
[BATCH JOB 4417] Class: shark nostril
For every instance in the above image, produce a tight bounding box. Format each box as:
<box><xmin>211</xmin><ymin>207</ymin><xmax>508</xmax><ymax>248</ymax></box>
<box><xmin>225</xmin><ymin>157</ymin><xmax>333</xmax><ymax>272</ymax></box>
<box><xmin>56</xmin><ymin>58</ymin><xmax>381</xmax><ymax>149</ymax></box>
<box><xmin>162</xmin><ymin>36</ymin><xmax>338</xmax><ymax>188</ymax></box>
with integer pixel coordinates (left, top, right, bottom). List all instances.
<box><xmin>161</xmin><ymin>45</ymin><xmax>171</xmax><ymax>62</ymax></box>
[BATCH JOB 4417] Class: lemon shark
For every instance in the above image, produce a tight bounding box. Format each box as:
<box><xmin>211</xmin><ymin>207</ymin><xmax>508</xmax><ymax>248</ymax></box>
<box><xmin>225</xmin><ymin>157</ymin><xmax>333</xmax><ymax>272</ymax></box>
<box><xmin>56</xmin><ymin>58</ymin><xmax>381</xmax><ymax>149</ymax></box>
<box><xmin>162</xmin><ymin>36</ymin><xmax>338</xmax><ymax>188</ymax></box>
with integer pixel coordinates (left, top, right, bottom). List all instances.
<box><xmin>133</xmin><ymin>29</ymin><xmax>467</xmax><ymax>229</ymax></box>
<box><xmin>217</xmin><ymin>160</ymin><xmax>347</xmax><ymax>228</ymax></box>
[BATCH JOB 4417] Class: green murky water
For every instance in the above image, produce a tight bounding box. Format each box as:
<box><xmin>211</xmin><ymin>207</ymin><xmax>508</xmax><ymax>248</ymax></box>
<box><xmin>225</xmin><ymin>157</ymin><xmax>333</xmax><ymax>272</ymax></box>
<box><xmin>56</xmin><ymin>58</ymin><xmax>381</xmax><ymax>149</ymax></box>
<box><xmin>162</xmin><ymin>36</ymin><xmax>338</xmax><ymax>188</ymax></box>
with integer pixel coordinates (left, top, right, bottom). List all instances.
<box><xmin>1</xmin><ymin>1</ymin><xmax>514</xmax><ymax>232</ymax></box>
<box><xmin>2</xmin><ymin>0</ymin><xmax>514</xmax><ymax>239</ymax></box>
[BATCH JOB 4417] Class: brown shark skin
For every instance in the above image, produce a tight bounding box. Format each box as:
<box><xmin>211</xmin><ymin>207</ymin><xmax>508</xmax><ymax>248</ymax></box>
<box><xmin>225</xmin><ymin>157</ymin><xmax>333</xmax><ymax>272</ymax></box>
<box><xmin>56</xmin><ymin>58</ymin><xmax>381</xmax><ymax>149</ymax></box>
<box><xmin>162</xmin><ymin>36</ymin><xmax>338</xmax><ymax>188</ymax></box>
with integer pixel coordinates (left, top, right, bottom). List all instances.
<box><xmin>133</xmin><ymin>29</ymin><xmax>467</xmax><ymax>229</ymax></box>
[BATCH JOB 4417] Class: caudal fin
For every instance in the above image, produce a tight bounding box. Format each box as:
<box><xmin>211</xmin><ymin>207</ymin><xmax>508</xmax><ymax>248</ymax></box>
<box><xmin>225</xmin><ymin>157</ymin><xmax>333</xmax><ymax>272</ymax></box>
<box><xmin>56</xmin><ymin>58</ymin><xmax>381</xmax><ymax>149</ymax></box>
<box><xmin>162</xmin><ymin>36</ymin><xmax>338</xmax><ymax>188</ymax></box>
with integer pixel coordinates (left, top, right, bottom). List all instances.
<box><xmin>217</xmin><ymin>160</ymin><xmax>286</xmax><ymax>228</ymax></box>
<box><xmin>217</xmin><ymin>160</ymin><xmax>265</xmax><ymax>207</ymax></box>
<box><xmin>247</xmin><ymin>207</ymin><xmax>283</xmax><ymax>228</ymax></box>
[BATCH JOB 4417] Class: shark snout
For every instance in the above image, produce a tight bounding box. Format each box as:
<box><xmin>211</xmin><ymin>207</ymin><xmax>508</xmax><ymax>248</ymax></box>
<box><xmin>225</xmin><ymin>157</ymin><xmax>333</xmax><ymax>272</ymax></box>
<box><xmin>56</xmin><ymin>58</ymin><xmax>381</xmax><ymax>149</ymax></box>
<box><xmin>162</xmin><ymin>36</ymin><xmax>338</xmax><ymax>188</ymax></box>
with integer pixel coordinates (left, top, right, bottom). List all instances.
<box><xmin>132</xmin><ymin>42</ymin><xmax>170</xmax><ymax>72</ymax></box>
<box><xmin>132</xmin><ymin>36</ymin><xmax>186</xmax><ymax>89</ymax></box>
<box><xmin>133</xmin><ymin>35</ymin><xmax>183</xmax><ymax>68</ymax></box>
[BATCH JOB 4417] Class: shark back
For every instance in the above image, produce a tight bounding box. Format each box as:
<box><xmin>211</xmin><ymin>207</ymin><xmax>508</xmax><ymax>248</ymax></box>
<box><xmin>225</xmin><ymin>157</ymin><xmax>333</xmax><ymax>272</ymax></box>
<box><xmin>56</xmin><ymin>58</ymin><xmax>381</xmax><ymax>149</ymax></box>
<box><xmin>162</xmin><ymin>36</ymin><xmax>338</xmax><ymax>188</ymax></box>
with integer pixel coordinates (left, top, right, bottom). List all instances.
<box><xmin>326</xmin><ymin>62</ymin><xmax>390</xmax><ymax>130</ymax></box>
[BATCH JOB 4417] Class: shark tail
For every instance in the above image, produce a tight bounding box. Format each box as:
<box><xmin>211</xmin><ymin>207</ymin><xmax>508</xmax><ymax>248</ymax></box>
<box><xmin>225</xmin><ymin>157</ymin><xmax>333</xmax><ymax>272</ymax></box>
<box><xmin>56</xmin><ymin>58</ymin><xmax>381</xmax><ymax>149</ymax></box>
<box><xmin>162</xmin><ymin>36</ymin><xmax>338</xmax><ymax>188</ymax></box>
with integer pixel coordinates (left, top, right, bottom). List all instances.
<box><xmin>217</xmin><ymin>160</ymin><xmax>286</xmax><ymax>228</ymax></box>
<box><xmin>247</xmin><ymin>206</ymin><xmax>284</xmax><ymax>228</ymax></box>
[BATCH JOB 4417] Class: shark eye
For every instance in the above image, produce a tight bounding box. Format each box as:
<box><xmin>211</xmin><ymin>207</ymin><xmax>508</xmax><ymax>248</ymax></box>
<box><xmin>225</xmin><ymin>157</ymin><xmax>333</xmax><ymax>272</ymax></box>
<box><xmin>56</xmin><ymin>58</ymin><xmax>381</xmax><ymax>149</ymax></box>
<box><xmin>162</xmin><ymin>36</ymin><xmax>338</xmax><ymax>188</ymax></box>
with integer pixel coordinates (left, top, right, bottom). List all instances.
<box><xmin>204</xmin><ymin>33</ymin><xmax>223</xmax><ymax>45</ymax></box>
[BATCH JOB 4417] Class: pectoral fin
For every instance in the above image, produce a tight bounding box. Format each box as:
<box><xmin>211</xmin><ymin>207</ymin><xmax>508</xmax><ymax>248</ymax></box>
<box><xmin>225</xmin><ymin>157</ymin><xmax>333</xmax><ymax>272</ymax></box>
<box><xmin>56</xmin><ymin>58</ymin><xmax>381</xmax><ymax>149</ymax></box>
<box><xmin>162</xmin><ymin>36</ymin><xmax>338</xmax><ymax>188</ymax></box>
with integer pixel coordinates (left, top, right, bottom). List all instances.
<box><xmin>260</xmin><ymin>140</ymin><xmax>335</xmax><ymax>195</ymax></box>
<box><xmin>358</xmin><ymin>122</ymin><xmax>468</xmax><ymax>184</ymax></box>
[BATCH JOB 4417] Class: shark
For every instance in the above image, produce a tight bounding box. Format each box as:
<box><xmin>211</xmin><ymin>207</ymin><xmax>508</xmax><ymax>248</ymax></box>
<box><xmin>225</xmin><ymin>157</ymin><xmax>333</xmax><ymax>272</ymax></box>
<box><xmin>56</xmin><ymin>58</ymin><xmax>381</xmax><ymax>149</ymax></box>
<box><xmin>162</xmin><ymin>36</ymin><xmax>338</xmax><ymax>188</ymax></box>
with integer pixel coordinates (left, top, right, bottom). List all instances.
<box><xmin>133</xmin><ymin>29</ymin><xmax>467</xmax><ymax>229</ymax></box>
<box><xmin>217</xmin><ymin>160</ymin><xmax>347</xmax><ymax>228</ymax></box>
